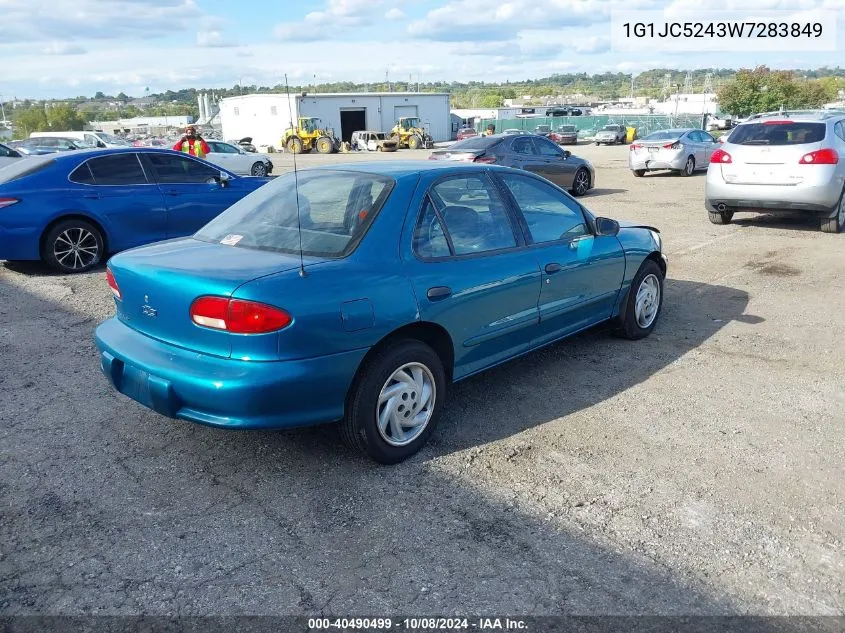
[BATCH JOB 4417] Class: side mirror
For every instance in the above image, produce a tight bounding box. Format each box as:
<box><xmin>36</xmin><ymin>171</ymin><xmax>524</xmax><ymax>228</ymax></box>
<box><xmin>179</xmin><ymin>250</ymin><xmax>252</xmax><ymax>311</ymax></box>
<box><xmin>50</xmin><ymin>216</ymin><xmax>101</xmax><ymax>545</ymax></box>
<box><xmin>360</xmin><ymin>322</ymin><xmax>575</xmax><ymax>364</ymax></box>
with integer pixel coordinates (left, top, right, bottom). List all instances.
<box><xmin>562</xmin><ymin>150</ymin><xmax>571</xmax><ymax>159</ymax></box>
<box><xmin>595</xmin><ymin>217</ymin><xmax>619</xmax><ymax>236</ymax></box>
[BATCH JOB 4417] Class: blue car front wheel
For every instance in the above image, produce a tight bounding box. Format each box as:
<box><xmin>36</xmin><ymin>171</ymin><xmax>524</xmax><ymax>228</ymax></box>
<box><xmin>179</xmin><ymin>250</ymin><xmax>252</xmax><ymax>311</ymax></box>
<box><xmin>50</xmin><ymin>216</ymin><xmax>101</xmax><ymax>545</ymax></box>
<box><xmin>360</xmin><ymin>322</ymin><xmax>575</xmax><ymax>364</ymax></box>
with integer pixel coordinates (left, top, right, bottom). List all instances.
<box><xmin>341</xmin><ymin>339</ymin><xmax>446</xmax><ymax>464</ymax></box>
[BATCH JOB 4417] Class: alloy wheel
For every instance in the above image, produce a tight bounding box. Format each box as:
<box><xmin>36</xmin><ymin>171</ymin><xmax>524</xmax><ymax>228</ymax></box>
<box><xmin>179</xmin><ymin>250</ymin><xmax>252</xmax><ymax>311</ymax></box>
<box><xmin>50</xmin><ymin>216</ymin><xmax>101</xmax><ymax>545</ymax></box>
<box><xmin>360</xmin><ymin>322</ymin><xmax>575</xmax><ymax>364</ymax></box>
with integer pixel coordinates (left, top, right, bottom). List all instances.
<box><xmin>53</xmin><ymin>228</ymin><xmax>99</xmax><ymax>271</ymax></box>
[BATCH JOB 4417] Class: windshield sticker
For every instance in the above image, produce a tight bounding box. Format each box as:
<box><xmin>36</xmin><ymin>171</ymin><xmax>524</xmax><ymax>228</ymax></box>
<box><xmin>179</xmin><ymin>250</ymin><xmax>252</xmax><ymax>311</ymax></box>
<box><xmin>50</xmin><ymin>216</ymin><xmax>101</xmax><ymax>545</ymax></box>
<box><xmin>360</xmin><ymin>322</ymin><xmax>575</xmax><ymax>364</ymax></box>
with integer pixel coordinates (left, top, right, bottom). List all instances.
<box><xmin>220</xmin><ymin>234</ymin><xmax>243</xmax><ymax>246</ymax></box>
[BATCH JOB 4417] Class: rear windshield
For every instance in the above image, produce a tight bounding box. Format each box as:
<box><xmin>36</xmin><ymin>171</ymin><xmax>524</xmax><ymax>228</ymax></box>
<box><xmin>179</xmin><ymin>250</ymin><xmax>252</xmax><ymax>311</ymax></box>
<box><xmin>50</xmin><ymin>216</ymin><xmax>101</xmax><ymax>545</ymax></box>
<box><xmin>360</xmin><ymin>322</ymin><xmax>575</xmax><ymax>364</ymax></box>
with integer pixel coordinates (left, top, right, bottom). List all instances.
<box><xmin>729</xmin><ymin>122</ymin><xmax>826</xmax><ymax>145</ymax></box>
<box><xmin>449</xmin><ymin>136</ymin><xmax>503</xmax><ymax>150</ymax></box>
<box><xmin>0</xmin><ymin>157</ymin><xmax>54</xmax><ymax>184</ymax></box>
<box><xmin>643</xmin><ymin>130</ymin><xmax>684</xmax><ymax>140</ymax></box>
<box><xmin>194</xmin><ymin>170</ymin><xmax>394</xmax><ymax>257</ymax></box>
<box><xmin>558</xmin><ymin>126</ymin><xmax>576</xmax><ymax>132</ymax></box>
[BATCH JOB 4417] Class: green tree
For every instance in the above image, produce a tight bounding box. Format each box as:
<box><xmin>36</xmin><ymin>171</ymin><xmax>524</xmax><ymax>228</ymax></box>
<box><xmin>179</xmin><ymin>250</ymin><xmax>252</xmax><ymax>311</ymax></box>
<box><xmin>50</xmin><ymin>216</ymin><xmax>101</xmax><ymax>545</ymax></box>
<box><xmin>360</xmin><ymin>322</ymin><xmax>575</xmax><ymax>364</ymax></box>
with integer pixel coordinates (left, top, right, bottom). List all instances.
<box><xmin>477</xmin><ymin>93</ymin><xmax>504</xmax><ymax>108</ymax></box>
<box><xmin>94</xmin><ymin>91</ymin><xmax>106</xmax><ymax>99</ymax></box>
<box><xmin>718</xmin><ymin>66</ymin><xmax>835</xmax><ymax>116</ymax></box>
<box><xmin>46</xmin><ymin>104</ymin><xmax>87</xmax><ymax>131</ymax></box>
<box><xmin>12</xmin><ymin>107</ymin><xmax>48</xmax><ymax>137</ymax></box>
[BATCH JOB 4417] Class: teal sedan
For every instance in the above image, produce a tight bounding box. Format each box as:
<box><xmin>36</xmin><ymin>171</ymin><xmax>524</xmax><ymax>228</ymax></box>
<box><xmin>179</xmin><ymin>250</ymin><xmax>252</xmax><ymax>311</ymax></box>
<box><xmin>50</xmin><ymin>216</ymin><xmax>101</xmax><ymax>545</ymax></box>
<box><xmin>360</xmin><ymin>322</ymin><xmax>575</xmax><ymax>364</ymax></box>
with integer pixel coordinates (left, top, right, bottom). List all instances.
<box><xmin>95</xmin><ymin>162</ymin><xmax>666</xmax><ymax>464</ymax></box>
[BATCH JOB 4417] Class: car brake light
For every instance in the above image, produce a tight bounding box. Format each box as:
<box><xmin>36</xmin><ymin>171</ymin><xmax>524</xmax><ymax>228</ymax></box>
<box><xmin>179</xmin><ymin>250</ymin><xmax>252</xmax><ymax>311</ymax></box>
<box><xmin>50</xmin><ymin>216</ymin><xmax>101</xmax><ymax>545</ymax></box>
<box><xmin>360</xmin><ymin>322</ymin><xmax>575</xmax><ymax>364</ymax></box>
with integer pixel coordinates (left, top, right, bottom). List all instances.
<box><xmin>710</xmin><ymin>148</ymin><xmax>732</xmax><ymax>164</ymax></box>
<box><xmin>0</xmin><ymin>197</ymin><xmax>19</xmax><ymax>209</ymax></box>
<box><xmin>763</xmin><ymin>120</ymin><xmax>793</xmax><ymax>125</ymax></box>
<box><xmin>630</xmin><ymin>144</ymin><xmax>642</xmax><ymax>150</ymax></box>
<box><xmin>190</xmin><ymin>296</ymin><xmax>292</xmax><ymax>334</ymax></box>
<box><xmin>473</xmin><ymin>155</ymin><xmax>496</xmax><ymax>163</ymax></box>
<box><xmin>663</xmin><ymin>141</ymin><xmax>682</xmax><ymax>149</ymax></box>
<box><xmin>799</xmin><ymin>148</ymin><xmax>838</xmax><ymax>165</ymax></box>
<box><xmin>105</xmin><ymin>268</ymin><xmax>121</xmax><ymax>299</ymax></box>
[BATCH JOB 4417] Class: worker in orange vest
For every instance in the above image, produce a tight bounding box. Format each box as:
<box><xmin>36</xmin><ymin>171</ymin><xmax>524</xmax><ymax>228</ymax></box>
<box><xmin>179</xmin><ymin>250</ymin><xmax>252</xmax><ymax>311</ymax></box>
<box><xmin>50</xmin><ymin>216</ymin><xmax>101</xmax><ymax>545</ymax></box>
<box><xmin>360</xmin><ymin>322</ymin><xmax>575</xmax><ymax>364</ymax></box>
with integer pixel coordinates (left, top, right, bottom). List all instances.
<box><xmin>173</xmin><ymin>125</ymin><xmax>210</xmax><ymax>158</ymax></box>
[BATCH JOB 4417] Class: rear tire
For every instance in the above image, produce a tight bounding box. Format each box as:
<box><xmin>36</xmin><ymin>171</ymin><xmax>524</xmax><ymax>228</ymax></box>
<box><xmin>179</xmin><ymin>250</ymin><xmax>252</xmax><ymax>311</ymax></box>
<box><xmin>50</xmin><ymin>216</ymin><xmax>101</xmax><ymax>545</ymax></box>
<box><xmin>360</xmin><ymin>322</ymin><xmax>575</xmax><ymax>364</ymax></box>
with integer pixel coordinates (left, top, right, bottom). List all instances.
<box><xmin>820</xmin><ymin>187</ymin><xmax>845</xmax><ymax>233</ymax></box>
<box><xmin>341</xmin><ymin>339</ymin><xmax>446</xmax><ymax>464</ymax></box>
<box><xmin>680</xmin><ymin>156</ymin><xmax>695</xmax><ymax>176</ymax></box>
<box><xmin>43</xmin><ymin>219</ymin><xmax>104</xmax><ymax>274</ymax></box>
<box><xmin>617</xmin><ymin>259</ymin><xmax>664</xmax><ymax>340</ymax></box>
<box><xmin>632</xmin><ymin>169</ymin><xmax>645</xmax><ymax>177</ymax></box>
<box><xmin>708</xmin><ymin>209</ymin><xmax>734</xmax><ymax>224</ymax></box>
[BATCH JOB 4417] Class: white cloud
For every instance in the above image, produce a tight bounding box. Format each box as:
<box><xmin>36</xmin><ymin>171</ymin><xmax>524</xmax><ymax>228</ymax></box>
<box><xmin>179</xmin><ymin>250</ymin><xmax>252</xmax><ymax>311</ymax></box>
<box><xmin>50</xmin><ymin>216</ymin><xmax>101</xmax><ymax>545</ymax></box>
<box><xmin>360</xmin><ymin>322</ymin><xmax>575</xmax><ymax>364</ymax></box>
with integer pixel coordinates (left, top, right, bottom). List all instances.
<box><xmin>385</xmin><ymin>7</ymin><xmax>405</xmax><ymax>20</ymax></box>
<box><xmin>42</xmin><ymin>42</ymin><xmax>87</xmax><ymax>55</ymax></box>
<box><xmin>197</xmin><ymin>30</ymin><xmax>236</xmax><ymax>48</ymax></box>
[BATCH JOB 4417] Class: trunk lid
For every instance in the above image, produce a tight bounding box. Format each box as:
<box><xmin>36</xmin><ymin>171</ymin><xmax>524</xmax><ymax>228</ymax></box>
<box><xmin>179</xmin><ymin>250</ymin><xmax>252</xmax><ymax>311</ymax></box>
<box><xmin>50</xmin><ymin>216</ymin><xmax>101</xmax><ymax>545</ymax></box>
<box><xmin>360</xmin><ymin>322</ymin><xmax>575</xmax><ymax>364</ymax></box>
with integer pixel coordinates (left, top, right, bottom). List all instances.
<box><xmin>108</xmin><ymin>238</ymin><xmax>312</xmax><ymax>358</ymax></box>
<box><xmin>720</xmin><ymin>121</ymin><xmax>827</xmax><ymax>185</ymax></box>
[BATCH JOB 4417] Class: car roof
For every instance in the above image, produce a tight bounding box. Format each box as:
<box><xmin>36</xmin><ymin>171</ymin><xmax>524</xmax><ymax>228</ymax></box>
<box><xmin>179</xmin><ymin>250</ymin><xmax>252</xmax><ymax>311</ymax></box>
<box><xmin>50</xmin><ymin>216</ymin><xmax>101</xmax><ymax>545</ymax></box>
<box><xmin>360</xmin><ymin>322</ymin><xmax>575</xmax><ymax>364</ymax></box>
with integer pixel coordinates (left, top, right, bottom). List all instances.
<box><xmin>309</xmin><ymin>161</ymin><xmax>504</xmax><ymax>179</ymax></box>
<box><xmin>647</xmin><ymin>128</ymin><xmax>698</xmax><ymax>134</ymax></box>
<box><xmin>745</xmin><ymin>110</ymin><xmax>845</xmax><ymax>122</ymax></box>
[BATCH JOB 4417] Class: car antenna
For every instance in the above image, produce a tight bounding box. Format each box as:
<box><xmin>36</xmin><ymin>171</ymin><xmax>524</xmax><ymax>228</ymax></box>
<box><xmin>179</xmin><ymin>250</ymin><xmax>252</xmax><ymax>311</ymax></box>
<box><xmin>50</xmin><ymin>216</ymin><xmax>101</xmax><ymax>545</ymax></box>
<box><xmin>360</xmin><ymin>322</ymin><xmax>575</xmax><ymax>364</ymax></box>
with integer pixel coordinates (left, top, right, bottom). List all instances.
<box><xmin>285</xmin><ymin>73</ymin><xmax>307</xmax><ymax>278</ymax></box>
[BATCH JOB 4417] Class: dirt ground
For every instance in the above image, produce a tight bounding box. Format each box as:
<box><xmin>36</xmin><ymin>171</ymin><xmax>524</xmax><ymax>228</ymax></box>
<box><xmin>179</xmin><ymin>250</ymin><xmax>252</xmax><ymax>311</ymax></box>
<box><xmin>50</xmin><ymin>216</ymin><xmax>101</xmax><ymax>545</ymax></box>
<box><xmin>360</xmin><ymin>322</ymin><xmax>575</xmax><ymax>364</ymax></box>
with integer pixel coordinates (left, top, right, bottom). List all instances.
<box><xmin>1</xmin><ymin>142</ymin><xmax>843</xmax><ymax>617</ymax></box>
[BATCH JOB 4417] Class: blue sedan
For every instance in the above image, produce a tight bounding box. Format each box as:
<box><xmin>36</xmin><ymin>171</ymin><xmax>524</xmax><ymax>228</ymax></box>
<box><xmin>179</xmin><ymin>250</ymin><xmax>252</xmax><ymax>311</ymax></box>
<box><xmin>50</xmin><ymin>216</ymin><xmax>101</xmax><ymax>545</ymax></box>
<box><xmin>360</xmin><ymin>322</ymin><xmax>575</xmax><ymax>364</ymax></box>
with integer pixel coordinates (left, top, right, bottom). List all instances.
<box><xmin>0</xmin><ymin>147</ymin><xmax>270</xmax><ymax>273</ymax></box>
<box><xmin>95</xmin><ymin>162</ymin><xmax>667</xmax><ymax>463</ymax></box>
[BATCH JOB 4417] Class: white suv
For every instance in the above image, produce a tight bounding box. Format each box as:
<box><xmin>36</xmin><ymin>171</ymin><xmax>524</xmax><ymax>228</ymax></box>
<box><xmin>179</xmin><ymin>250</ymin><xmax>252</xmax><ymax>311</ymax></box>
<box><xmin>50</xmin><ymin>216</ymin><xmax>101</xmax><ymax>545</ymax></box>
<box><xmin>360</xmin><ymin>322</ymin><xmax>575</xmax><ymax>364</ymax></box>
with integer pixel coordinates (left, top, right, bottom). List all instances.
<box><xmin>705</xmin><ymin>110</ymin><xmax>845</xmax><ymax>233</ymax></box>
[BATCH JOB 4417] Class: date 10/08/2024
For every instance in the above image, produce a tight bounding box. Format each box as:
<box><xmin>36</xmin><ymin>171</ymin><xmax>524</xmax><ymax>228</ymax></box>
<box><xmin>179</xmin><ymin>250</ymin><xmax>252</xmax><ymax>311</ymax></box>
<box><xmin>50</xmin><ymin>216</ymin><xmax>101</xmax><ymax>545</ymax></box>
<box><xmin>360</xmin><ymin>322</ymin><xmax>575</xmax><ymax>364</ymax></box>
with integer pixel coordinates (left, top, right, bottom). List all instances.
<box><xmin>307</xmin><ymin>617</ymin><xmax>528</xmax><ymax>631</ymax></box>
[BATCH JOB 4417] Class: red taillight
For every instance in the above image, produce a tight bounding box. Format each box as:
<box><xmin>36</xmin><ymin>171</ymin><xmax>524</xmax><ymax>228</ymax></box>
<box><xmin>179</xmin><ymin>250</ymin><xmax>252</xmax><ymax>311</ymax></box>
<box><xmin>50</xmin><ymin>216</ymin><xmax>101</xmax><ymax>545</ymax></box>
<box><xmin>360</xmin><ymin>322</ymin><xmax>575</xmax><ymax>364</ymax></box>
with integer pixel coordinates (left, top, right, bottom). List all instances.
<box><xmin>663</xmin><ymin>141</ymin><xmax>681</xmax><ymax>149</ymax></box>
<box><xmin>630</xmin><ymin>143</ymin><xmax>642</xmax><ymax>150</ymax></box>
<box><xmin>710</xmin><ymin>148</ymin><xmax>732</xmax><ymax>164</ymax></box>
<box><xmin>763</xmin><ymin>120</ymin><xmax>793</xmax><ymax>125</ymax></box>
<box><xmin>473</xmin><ymin>155</ymin><xmax>496</xmax><ymax>164</ymax></box>
<box><xmin>799</xmin><ymin>148</ymin><xmax>838</xmax><ymax>165</ymax></box>
<box><xmin>190</xmin><ymin>296</ymin><xmax>292</xmax><ymax>334</ymax></box>
<box><xmin>0</xmin><ymin>197</ymin><xmax>19</xmax><ymax>209</ymax></box>
<box><xmin>105</xmin><ymin>268</ymin><xmax>121</xmax><ymax>299</ymax></box>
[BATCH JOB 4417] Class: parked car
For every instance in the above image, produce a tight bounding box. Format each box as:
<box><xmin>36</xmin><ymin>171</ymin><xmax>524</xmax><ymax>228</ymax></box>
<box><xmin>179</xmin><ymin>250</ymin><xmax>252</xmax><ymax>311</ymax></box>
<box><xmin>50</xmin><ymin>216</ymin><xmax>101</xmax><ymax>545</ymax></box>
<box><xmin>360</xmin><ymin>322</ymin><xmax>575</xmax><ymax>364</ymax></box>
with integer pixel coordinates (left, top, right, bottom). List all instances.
<box><xmin>456</xmin><ymin>127</ymin><xmax>478</xmax><ymax>141</ymax></box>
<box><xmin>204</xmin><ymin>140</ymin><xmax>274</xmax><ymax>176</ymax></box>
<box><xmin>548</xmin><ymin>125</ymin><xmax>578</xmax><ymax>145</ymax></box>
<box><xmin>5</xmin><ymin>141</ymin><xmax>55</xmax><ymax>156</ymax></box>
<box><xmin>227</xmin><ymin>137</ymin><xmax>257</xmax><ymax>153</ymax></box>
<box><xmin>94</xmin><ymin>162</ymin><xmax>666</xmax><ymax>464</ymax></box>
<box><xmin>595</xmin><ymin>124</ymin><xmax>627</xmax><ymax>145</ymax></box>
<box><xmin>0</xmin><ymin>142</ymin><xmax>23</xmax><ymax>169</ymax></box>
<box><xmin>629</xmin><ymin>128</ymin><xmax>717</xmax><ymax>177</ymax></box>
<box><xmin>0</xmin><ymin>148</ymin><xmax>271</xmax><ymax>273</ymax></box>
<box><xmin>428</xmin><ymin>133</ymin><xmax>594</xmax><ymax>196</ymax></box>
<box><xmin>502</xmin><ymin>129</ymin><xmax>528</xmax><ymax>135</ymax></box>
<box><xmin>705</xmin><ymin>111</ymin><xmax>845</xmax><ymax>233</ymax></box>
<box><xmin>30</xmin><ymin>130</ymin><xmax>131</xmax><ymax>148</ymax></box>
<box><xmin>351</xmin><ymin>130</ymin><xmax>399</xmax><ymax>152</ymax></box>
<box><xmin>17</xmin><ymin>137</ymin><xmax>95</xmax><ymax>152</ymax></box>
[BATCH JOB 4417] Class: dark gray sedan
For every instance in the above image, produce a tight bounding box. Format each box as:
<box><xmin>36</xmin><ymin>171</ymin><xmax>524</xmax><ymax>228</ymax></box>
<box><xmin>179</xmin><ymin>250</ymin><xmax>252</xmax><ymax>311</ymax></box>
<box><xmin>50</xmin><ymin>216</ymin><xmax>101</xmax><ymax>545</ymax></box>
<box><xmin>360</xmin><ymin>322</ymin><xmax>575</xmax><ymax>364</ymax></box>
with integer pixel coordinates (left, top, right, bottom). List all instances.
<box><xmin>429</xmin><ymin>133</ymin><xmax>595</xmax><ymax>196</ymax></box>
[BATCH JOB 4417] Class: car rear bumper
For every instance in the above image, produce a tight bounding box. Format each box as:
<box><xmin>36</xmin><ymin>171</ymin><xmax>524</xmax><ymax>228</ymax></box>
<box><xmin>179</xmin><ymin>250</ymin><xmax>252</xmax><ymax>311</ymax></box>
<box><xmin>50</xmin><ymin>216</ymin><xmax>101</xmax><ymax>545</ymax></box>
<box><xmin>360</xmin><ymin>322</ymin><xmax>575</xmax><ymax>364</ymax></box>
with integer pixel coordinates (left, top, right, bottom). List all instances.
<box><xmin>705</xmin><ymin>170</ymin><xmax>842</xmax><ymax>214</ymax></box>
<box><xmin>0</xmin><ymin>225</ymin><xmax>41</xmax><ymax>260</ymax></box>
<box><xmin>94</xmin><ymin>317</ymin><xmax>368</xmax><ymax>429</ymax></box>
<box><xmin>629</xmin><ymin>152</ymin><xmax>686</xmax><ymax>171</ymax></box>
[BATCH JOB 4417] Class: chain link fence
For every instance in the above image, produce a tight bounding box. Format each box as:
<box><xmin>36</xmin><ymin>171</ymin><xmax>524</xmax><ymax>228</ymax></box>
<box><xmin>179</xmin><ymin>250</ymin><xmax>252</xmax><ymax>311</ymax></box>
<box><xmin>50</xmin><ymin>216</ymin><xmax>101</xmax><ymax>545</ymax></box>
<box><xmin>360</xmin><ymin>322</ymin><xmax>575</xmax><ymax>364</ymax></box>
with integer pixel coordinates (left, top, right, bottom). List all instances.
<box><xmin>476</xmin><ymin>114</ymin><xmax>708</xmax><ymax>140</ymax></box>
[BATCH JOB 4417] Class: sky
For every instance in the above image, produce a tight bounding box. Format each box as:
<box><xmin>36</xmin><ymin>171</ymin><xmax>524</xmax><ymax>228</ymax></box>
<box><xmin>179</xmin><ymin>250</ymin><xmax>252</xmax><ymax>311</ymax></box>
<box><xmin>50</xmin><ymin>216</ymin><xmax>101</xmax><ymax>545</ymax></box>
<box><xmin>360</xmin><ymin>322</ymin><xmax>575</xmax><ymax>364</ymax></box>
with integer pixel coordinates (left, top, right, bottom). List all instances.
<box><xmin>1</xmin><ymin>0</ymin><xmax>843</xmax><ymax>100</ymax></box>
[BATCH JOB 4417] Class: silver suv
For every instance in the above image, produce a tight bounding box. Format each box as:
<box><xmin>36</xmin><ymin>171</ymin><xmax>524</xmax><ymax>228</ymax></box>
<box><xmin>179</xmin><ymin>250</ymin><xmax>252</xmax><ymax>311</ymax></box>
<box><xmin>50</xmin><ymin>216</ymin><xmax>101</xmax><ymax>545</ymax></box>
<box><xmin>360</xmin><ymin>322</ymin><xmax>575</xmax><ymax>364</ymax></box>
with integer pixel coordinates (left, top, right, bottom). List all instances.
<box><xmin>705</xmin><ymin>110</ymin><xmax>845</xmax><ymax>233</ymax></box>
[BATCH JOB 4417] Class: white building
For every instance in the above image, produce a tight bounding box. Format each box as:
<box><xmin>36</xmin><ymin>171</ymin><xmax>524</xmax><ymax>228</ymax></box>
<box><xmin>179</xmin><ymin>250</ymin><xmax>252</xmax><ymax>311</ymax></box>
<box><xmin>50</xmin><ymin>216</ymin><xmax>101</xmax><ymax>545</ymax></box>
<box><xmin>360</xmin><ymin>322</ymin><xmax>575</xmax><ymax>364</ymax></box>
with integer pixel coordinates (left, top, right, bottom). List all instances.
<box><xmin>650</xmin><ymin>93</ymin><xmax>721</xmax><ymax>115</ymax></box>
<box><xmin>219</xmin><ymin>92</ymin><xmax>451</xmax><ymax>150</ymax></box>
<box><xmin>88</xmin><ymin>116</ymin><xmax>193</xmax><ymax>135</ymax></box>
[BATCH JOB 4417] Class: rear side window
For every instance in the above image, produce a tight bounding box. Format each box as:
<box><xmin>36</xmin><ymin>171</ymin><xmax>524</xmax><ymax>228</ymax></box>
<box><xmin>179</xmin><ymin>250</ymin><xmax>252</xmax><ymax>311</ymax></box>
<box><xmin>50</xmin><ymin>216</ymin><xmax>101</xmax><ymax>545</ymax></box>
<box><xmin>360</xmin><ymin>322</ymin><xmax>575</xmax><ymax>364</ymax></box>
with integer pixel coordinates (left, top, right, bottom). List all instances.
<box><xmin>86</xmin><ymin>154</ymin><xmax>148</xmax><ymax>185</ymax></box>
<box><xmin>69</xmin><ymin>162</ymin><xmax>96</xmax><ymax>184</ymax></box>
<box><xmin>511</xmin><ymin>137</ymin><xmax>537</xmax><ymax>155</ymax></box>
<box><xmin>729</xmin><ymin>122</ymin><xmax>826</xmax><ymax>146</ymax></box>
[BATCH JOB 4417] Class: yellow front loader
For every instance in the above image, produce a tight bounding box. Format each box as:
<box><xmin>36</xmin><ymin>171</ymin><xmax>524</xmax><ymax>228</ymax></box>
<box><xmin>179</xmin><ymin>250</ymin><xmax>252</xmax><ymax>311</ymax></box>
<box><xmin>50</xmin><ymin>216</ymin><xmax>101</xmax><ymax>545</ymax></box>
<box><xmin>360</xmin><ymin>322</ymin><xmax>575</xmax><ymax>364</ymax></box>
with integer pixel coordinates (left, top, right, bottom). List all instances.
<box><xmin>282</xmin><ymin>117</ymin><xmax>340</xmax><ymax>154</ymax></box>
<box><xmin>389</xmin><ymin>117</ymin><xmax>434</xmax><ymax>149</ymax></box>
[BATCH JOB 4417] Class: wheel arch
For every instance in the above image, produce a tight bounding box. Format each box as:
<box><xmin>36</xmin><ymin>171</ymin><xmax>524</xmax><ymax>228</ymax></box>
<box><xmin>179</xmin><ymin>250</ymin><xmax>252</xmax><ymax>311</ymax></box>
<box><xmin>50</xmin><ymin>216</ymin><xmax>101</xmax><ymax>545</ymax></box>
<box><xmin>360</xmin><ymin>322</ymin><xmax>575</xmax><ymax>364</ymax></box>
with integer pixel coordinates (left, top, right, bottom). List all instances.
<box><xmin>345</xmin><ymin>321</ymin><xmax>455</xmax><ymax>412</ymax></box>
<box><xmin>40</xmin><ymin>213</ymin><xmax>110</xmax><ymax>258</ymax></box>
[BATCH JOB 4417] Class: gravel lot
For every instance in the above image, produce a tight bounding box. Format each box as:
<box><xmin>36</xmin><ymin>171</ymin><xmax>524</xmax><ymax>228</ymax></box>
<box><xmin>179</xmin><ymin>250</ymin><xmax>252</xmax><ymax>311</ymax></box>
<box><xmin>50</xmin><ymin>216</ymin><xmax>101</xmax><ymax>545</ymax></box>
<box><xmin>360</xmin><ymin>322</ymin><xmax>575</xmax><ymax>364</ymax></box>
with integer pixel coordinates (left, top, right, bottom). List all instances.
<box><xmin>1</xmin><ymin>142</ymin><xmax>843</xmax><ymax>617</ymax></box>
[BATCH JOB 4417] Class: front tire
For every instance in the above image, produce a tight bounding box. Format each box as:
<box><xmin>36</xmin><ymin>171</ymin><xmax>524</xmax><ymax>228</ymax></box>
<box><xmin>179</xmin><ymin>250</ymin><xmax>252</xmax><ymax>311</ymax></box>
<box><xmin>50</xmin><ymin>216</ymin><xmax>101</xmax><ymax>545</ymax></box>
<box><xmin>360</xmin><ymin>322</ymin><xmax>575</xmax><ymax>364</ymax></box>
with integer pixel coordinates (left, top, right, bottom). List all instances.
<box><xmin>341</xmin><ymin>339</ymin><xmax>446</xmax><ymax>464</ymax></box>
<box><xmin>286</xmin><ymin>137</ymin><xmax>303</xmax><ymax>154</ymax></box>
<box><xmin>617</xmin><ymin>259</ymin><xmax>664</xmax><ymax>340</ymax></box>
<box><xmin>820</xmin><ymin>187</ymin><xmax>845</xmax><ymax>233</ymax></box>
<box><xmin>570</xmin><ymin>168</ymin><xmax>590</xmax><ymax>197</ymax></box>
<box><xmin>43</xmin><ymin>219</ymin><xmax>104</xmax><ymax>274</ymax></box>
<box><xmin>250</xmin><ymin>162</ymin><xmax>268</xmax><ymax>176</ymax></box>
